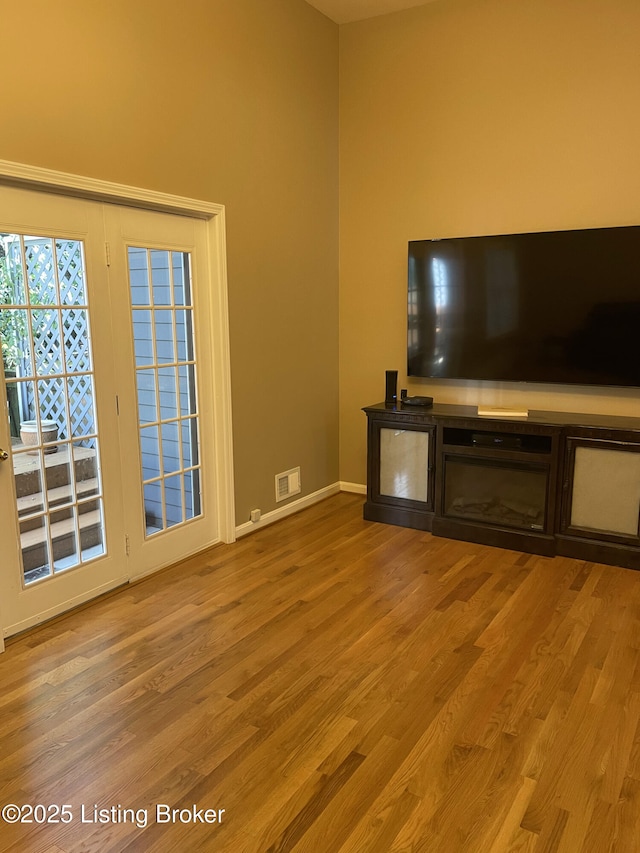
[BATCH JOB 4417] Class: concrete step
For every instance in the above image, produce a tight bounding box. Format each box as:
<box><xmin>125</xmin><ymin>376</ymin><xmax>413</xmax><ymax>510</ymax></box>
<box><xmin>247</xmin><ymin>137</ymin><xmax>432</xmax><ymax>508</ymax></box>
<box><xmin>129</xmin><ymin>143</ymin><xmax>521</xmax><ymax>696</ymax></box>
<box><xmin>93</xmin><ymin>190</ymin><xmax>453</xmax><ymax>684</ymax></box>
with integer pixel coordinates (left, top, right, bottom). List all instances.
<box><xmin>20</xmin><ymin>509</ymin><xmax>104</xmax><ymax>575</ymax></box>
<box><xmin>17</xmin><ymin>478</ymin><xmax>100</xmax><ymax>522</ymax></box>
<box><xmin>12</xmin><ymin>444</ymin><xmax>104</xmax><ymax>576</ymax></box>
<box><xmin>13</xmin><ymin>445</ymin><xmax>97</xmax><ymax>498</ymax></box>
<box><xmin>19</xmin><ymin>498</ymin><xmax>100</xmax><ymax>535</ymax></box>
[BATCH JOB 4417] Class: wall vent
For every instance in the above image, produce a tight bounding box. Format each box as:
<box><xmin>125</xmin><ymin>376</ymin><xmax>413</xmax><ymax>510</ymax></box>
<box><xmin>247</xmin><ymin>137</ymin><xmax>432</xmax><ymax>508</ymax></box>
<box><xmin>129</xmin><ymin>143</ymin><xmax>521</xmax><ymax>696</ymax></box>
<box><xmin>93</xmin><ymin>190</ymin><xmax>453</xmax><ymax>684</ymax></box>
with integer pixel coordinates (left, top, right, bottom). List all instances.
<box><xmin>275</xmin><ymin>467</ymin><xmax>301</xmax><ymax>502</ymax></box>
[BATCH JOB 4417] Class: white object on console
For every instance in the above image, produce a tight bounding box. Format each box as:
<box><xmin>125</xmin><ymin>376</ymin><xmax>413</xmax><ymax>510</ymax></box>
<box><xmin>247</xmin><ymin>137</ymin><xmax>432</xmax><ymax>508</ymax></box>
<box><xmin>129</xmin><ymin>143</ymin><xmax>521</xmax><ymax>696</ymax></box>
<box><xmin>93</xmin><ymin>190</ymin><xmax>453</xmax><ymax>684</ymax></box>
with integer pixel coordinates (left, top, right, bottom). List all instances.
<box><xmin>476</xmin><ymin>406</ymin><xmax>529</xmax><ymax>418</ymax></box>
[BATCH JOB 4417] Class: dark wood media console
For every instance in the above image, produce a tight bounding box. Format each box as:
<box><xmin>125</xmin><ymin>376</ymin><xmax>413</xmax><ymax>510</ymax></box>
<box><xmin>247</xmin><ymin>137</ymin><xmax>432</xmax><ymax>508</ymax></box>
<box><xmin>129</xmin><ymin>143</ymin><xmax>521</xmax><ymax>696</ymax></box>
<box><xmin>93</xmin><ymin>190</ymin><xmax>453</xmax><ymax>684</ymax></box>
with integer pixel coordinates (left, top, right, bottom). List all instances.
<box><xmin>363</xmin><ymin>402</ymin><xmax>640</xmax><ymax>570</ymax></box>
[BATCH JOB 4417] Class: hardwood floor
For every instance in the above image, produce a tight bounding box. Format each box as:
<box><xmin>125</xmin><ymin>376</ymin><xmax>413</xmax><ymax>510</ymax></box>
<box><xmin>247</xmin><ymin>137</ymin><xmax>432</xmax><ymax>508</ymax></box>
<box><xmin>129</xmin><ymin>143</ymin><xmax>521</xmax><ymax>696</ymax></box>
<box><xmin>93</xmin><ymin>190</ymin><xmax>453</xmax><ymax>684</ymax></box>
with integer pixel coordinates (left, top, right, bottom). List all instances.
<box><xmin>1</xmin><ymin>492</ymin><xmax>640</xmax><ymax>852</ymax></box>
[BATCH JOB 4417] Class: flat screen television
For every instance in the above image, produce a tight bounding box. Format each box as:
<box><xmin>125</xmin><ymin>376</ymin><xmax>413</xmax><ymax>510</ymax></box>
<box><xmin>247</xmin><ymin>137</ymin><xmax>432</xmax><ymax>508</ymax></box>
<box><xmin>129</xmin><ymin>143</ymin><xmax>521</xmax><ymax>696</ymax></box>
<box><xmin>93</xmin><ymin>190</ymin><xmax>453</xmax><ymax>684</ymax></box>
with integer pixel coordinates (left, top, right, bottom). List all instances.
<box><xmin>407</xmin><ymin>226</ymin><xmax>640</xmax><ymax>388</ymax></box>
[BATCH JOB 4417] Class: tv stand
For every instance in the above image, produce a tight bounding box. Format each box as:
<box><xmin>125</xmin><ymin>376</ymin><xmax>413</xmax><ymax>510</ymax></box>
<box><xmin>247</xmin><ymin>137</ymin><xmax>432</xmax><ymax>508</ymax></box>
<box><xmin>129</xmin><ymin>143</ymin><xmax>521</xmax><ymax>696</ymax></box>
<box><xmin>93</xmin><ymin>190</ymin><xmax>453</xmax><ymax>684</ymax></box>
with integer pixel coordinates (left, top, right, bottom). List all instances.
<box><xmin>363</xmin><ymin>402</ymin><xmax>640</xmax><ymax>571</ymax></box>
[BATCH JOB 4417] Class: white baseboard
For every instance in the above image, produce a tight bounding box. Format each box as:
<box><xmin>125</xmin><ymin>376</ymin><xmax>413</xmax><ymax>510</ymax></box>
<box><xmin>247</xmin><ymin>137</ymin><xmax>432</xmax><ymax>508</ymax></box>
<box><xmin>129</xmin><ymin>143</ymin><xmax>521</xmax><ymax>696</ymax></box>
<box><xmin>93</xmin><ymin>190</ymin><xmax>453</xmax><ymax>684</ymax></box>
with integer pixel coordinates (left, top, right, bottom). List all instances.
<box><xmin>339</xmin><ymin>481</ymin><xmax>366</xmax><ymax>495</ymax></box>
<box><xmin>3</xmin><ymin>576</ymin><xmax>129</xmax><ymax>640</ymax></box>
<box><xmin>235</xmin><ymin>482</ymin><xmax>342</xmax><ymax>537</ymax></box>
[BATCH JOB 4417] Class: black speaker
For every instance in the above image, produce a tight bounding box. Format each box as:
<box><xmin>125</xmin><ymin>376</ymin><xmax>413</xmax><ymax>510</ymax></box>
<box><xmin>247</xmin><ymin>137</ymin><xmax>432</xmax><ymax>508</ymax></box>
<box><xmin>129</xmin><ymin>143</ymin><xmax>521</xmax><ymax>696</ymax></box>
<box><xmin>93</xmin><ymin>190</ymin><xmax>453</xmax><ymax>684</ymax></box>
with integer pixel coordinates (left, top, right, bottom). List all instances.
<box><xmin>385</xmin><ymin>370</ymin><xmax>398</xmax><ymax>405</ymax></box>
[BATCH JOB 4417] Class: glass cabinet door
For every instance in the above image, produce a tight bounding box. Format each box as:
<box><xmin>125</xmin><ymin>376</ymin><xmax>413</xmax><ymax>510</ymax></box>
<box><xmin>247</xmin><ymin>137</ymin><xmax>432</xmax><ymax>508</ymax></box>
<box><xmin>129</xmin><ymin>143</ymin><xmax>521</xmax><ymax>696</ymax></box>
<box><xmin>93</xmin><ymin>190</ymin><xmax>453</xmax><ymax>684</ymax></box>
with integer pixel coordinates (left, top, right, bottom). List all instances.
<box><xmin>564</xmin><ymin>440</ymin><xmax>640</xmax><ymax>542</ymax></box>
<box><xmin>379</xmin><ymin>427</ymin><xmax>430</xmax><ymax>503</ymax></box>
<box><xmin>364</xmin><ymin>412</ymin><xmax>435</xmax><ymax>530</ymax></box>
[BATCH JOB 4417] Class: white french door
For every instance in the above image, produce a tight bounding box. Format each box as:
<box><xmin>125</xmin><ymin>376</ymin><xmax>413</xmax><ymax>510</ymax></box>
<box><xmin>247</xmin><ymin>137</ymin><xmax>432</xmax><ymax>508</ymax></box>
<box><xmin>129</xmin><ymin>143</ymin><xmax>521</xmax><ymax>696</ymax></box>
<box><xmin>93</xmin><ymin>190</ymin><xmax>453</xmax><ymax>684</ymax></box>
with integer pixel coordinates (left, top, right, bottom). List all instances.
<box><xmin>0</xmin><ymin>187</ymin><xmax>127</xmax><ymax>635</ymax></box>
<box><xmin>0</xmin><ymin>180</ymin><xmax>232</xmax><ymax>640</ymax></box>
<box><xmin>104</xmin><ymin>206</ymin><xmax>220</xmax><ymax>579</ymax></box>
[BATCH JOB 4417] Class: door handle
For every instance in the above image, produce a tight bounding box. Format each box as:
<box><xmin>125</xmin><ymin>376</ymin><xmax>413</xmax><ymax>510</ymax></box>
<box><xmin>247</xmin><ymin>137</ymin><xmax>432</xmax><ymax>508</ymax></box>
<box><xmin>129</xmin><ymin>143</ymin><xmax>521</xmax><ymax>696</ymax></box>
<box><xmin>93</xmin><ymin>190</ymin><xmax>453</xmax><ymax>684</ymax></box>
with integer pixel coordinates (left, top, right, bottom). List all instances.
<box><xmin>0</xmin><ymin>448</ymin><xmax>8</xmax><ymax>462</ymax></box>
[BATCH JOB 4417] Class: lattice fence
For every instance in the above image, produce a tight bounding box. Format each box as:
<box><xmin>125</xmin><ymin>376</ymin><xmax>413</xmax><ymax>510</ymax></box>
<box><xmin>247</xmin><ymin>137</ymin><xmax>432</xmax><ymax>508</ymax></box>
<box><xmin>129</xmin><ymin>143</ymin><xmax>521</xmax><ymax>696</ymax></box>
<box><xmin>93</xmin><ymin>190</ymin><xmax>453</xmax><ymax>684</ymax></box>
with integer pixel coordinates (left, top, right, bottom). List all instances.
<box><xmin>3</xmin><ymin>236</ymin><xmax>96</xmax><ymax>447</ymax></box>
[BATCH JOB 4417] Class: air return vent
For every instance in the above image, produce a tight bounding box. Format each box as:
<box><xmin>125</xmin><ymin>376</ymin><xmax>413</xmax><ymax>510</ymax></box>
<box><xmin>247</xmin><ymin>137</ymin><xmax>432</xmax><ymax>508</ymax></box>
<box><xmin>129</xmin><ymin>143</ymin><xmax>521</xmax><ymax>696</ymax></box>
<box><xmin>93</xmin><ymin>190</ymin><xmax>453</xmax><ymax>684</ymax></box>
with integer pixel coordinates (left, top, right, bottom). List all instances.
<box><xmin>275</xmin><ymin>467</ymin><xmax>301</xmax><ymax>502</ymax></box>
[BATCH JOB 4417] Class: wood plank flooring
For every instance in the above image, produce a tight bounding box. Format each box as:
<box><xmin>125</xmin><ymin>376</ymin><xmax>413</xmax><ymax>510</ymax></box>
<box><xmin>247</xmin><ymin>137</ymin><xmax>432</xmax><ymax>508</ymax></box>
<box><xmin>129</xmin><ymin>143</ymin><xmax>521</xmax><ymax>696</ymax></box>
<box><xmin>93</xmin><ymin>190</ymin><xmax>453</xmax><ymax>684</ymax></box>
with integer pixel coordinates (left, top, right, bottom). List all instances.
<box><xmin>1</xmin><ymin>492</ymin><xmax>640</xmax><ymax>852</ymax></box>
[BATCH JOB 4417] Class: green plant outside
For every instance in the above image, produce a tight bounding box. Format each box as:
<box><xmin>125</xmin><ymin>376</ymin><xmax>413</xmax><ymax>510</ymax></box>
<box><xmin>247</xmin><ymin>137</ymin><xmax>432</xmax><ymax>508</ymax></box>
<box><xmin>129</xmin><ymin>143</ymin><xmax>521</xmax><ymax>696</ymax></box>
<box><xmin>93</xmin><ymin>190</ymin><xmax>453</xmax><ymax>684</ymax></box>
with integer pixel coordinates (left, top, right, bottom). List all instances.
<box><xmin>1</xmin><ymin>248</ymin><xmax>26</xmax><ymax>372</ymax></box>
<box><xmin>1</xmin><ymin>243</ymin><xmax>55</xmax><ymax>372</ymax></box>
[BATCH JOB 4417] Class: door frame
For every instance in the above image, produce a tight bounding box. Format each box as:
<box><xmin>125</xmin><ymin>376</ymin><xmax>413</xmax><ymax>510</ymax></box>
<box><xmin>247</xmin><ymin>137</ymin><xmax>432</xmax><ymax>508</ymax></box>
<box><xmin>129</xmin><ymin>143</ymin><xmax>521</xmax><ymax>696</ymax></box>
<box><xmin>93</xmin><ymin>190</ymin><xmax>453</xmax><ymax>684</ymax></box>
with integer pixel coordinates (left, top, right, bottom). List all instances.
<box><xmin>0</xmin><ymin>158</ymin><xmax>235</xmax><ymax>644</ymax></box>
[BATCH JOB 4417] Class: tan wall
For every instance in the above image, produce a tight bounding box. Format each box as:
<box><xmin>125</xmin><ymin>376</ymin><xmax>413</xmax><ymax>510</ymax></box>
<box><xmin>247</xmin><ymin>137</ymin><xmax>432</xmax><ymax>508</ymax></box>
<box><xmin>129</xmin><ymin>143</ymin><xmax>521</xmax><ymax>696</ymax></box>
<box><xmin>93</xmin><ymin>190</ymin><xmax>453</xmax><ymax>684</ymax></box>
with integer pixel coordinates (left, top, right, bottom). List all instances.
<box><xmin>0</xmin><ymin>0</ymin><xmax>339</xmax><ymax>522</ymax></box>
<box><xmin>339</xmin><ymin>0</ymin><xmax>640</xmax><ymax>486</ymax></box>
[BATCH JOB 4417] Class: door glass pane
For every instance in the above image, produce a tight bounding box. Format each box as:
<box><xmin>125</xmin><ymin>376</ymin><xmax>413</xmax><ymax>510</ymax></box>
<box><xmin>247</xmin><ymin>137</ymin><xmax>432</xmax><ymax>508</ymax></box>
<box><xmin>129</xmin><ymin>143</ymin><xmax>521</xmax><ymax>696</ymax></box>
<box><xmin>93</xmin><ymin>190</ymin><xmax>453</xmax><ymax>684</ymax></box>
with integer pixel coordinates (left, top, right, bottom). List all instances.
<box><xmin>128</xmin><ymin>247</ymin><xmax>202</xmax><ymax>536</ymax></box>
<box><xmin>133</xmin><ymin>309</ymin><xmax>153</xmax><ymax>366</ymax></box>
<box><xmin>143</xmin><ymin>481</ymin><xmax>163</xmax><ymax>535</ymax></box>
<box><xmin>150</xmin><ymin>250</ymin><xmax>172</xmax><ymax>305</ymax></box>
<box><xmin>128</xmin><ymin>247</ymin><xmax>150</xmax><ymax>305</ymax></box>
<box><xmin>155</xmin><ymin>309</ymin><xmax>175</xmax><ymax>363</ymax></box>
<box><xmin>1</xmin><ymin>232</ymin><xmax>106</xmax><ymax>585</ymax></box>
<box><xmin>20</xmin><ymin>514</ymin><xmax>51</xmax><ymax>584</ymax></box>
<box><xmin>136</xmin><ymin>369</ymin><xmax>157</xmax><ymax>423</ymax></box>
<box><xmin>140</xmin><ymin>425</ymin><xmax>161</xmax><ymax>480</ymax></box>
<box><xmin>158</xmin><ymin>366</ymin><xmax>178</xmax><ymax>418</ymax></box>
<box><xmin>165</xmin><ymin>473</ymin><xmax>184</xmax><ymax>528</ymax></box>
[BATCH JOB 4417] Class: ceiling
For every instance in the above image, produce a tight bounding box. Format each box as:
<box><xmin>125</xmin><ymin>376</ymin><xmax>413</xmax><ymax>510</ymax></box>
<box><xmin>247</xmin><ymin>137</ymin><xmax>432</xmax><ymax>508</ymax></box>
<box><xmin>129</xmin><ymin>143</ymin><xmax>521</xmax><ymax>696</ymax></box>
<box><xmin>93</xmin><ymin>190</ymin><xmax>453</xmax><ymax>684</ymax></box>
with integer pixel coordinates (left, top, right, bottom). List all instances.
<box><xmin>305</xmin><ymin>0</ymin><xmax>438</xmax><ymax>25</ymax></box>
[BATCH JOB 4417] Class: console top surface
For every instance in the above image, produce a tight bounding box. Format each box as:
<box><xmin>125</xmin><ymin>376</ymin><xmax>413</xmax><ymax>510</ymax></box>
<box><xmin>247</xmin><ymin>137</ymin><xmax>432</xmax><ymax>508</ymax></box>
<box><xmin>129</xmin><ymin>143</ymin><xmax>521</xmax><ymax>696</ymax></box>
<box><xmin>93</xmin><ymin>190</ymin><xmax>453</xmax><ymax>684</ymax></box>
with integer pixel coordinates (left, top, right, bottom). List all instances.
<box><xmin>362</xmin><ymin>402</ymin><xmax>640</xmax><ymax>432</ymax></box>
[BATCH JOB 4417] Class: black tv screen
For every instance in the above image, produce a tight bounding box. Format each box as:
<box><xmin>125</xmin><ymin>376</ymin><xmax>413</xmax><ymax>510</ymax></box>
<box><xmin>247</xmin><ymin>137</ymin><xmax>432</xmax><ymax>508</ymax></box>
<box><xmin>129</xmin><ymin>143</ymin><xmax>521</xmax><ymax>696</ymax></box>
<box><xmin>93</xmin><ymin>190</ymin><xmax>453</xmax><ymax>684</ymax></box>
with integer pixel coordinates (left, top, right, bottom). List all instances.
<box><xmin>407</xmin><ymin>226</ymin><xmax>640</xmax><ymax>388</ymax></box>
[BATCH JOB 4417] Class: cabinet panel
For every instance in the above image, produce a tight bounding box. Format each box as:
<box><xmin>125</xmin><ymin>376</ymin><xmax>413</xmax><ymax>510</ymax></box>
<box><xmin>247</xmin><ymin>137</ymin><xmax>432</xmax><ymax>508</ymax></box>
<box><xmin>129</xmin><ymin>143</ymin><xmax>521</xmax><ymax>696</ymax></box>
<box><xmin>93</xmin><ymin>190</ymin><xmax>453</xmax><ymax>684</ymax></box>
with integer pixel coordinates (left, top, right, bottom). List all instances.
<box><xmin>380</xmin><ymin>427</ymin><xmax>429</xmax><ymax>502</ymax></box>
<box><xmin>569</xmin><ymin>444</ymin><xmax>640</xmax><ymax>539</ymax></box>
